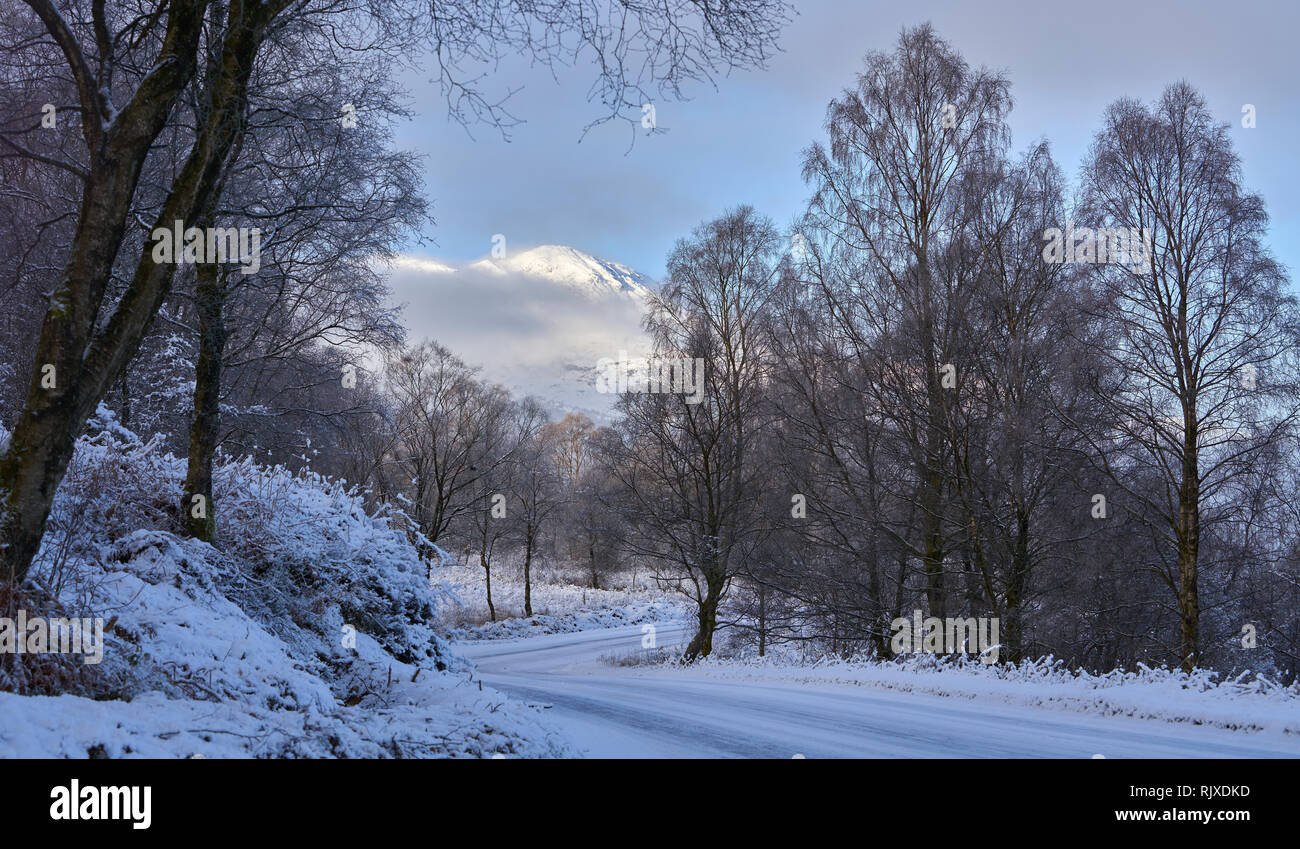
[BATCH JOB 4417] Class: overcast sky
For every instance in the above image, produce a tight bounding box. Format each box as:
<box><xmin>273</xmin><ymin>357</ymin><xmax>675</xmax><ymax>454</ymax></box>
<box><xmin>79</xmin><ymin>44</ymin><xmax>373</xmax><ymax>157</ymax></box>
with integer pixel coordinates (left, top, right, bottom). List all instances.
<box><xmin>391</xmin><ymin>0</ymin><xmax>1299</xmax><ymax>283</ymax></box>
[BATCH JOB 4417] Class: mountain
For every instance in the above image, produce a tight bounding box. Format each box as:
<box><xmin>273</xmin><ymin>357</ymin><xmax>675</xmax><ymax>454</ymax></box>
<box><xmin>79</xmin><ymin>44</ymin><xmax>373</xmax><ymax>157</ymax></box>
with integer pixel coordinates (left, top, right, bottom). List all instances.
<box><xmin>486</xmin><ymin>245</ymin><xmax>656</xmax><ymax>302</ymax></box>
<box><xmin>385</xmin><ymin>245</ymin><xmax>656</xmax><ymax>421</ymax></box>
<box><xmin>453</xmin><ymin>244</ymin><xmax>655</xmax><ymax>304</ymax></box>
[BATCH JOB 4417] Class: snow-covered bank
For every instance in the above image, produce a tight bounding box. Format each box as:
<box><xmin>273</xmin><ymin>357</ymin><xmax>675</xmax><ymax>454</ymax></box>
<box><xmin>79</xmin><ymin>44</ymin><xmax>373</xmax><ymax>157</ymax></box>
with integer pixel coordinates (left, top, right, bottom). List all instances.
<box><xmin>450</xmin><ymin>600</ymin><xmax>687</xmax><ymax>641</ymax></box>
<box><xmin>0</xmin><ymin>409</ymin><xmax>569</xmax><ymax>758</ymax></box>
<box><xmin>639</xmin><ymin>651</ymin><xmax>1300</xmax><ymax>738</ymax></box>
<box><xmin>438</xmin><ymin>556</ymin><xmax>687</xmax><ymax>640</ymax></box>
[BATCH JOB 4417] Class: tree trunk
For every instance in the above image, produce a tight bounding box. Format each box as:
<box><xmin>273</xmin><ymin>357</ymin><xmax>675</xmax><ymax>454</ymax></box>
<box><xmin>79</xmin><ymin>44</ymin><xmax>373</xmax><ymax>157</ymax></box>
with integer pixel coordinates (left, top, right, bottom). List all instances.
<box><xmin>683</xmin><ymin>569</ymin><xmax>725</xmax><ymax>661</ymax></box>
<box><xmin>482</xmin><ymin>548</ymin><xmax>496</xmax><ymax>623</ymax></box>
<box><xmin>523</xmin><ymin>524</ymin><xmax>534</xmax><ymax>618</ymax></box>
<box><xmin>920</xmin><ymin>263</ymin><xmax>948</xmax><ymax>621</ymax></box>
<box><xmin>0</xmin><ymin>372</ymin><xmax>84</xmax><ymax>584</ymax></box>
<box><xmin>183</xmin><ymin>262</ymin><xmax>225</xmax><ymax>542</ymax></box>
<box><xmin>920</xmin><ymin>458</ymin><xmax>947</xmax><ymax>620</ymax></box>
<box><xmin>1177</xmin><ymin>428</ymin><xmax>1201</xmax><ymax>672</ymax></box>
<box><xmin>0</xmin><ymin>0</ymin><xmax>267</xmax><ymax>586</ymax></box>
<box><xmin>1004</xmin><ymin>506</ymin><xmax>1031</xmax><ymax>664</ymax></box>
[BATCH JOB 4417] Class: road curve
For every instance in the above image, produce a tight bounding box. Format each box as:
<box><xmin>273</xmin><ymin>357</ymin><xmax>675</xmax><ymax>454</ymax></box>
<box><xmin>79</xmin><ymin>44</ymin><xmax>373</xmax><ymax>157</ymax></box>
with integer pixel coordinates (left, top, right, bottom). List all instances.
<box><xmin>458</xmin><ymin>623</ymin><xmax>1300</xmax><ymax>759</ymax></box>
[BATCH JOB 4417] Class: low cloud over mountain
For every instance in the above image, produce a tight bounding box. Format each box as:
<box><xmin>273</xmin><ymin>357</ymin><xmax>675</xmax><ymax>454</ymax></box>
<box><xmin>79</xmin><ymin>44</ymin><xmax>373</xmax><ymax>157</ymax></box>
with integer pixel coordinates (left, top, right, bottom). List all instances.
<box><xmin>384</xmin><ymin>245</ymin><xmax>655</xmax><ymax>421</ymax></box>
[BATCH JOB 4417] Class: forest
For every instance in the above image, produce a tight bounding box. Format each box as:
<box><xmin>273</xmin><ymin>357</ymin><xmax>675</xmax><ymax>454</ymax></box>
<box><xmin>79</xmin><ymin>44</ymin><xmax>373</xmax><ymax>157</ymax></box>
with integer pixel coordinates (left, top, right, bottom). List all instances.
<box><xmin>1</xmin><ymin>0</ymin><xmax>1297</xmax><ymax>713</ymax></box>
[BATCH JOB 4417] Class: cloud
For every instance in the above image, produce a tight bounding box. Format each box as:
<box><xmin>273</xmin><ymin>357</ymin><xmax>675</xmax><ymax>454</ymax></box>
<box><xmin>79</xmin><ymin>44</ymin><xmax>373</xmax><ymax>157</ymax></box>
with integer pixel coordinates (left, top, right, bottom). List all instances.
<box><xmin>382</xmin><ymin>249</ymin><xmax>653</xmax><ymax>420</ymax></box>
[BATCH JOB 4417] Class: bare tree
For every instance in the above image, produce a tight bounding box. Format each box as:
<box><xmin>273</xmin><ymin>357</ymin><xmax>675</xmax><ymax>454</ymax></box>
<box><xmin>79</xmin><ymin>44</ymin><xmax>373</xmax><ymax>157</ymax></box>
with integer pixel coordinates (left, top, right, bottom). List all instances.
<box><xmin>945</xmin><ymin>143</ymin><xmax>1096</xmax><ymax>662</ymax></box>
<box><xmin>0</xmin><ymin>0</ymin><xmax>290</xmax><ymax>582</ymax></box>
<box><xmin>555</xmin><ymin>416</ymin><xmax>627</xmax><ymax>590</ymax></box>
<box><xmin>383</xmin><ymin>341</ymin><xmax>513</xmax><ymax>550</ymax></box>
<box><xmin>0</xmin><ymin>0</ymin><xmax>792</xmax><ymax>585</ymax></box>
<box><xmin>614</xmin><ymin>206</ymin><xmax>780</xmax><ymax>660</ymax></box>
<box><xmin>1075</xmin><ymin>82</ymin><xmax>1300</xmax><ymax>670</ymax></box>
<box><xmin>511</xmin><ymin>397</ymin><xmax>554</xmax><ymax>617</ymax></box>
<box><xmin>178</xmin><ymin>27</ymin><xmax>423</xmax><ymax>540</ymax></box>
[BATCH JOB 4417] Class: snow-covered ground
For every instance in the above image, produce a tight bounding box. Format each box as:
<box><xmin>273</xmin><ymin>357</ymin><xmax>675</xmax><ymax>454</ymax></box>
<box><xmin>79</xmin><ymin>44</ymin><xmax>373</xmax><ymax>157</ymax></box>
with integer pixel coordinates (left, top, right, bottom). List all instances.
<box><xmin>450</xmin><ymin>600</ymin><xmax>687</xmax><ymax>641</ymax></box>
<box><xmin>438</xmin><ymin>556</ymin><xmax>689</xmax><ymax>639</ymax></box>
<box><xmin>461</xmin><ymin>624</ymin><xmax>1300</xmax><ymax>758</ymax></box>
<box><xmin>6</xmin><ymin>408</ymin><xmax>1296</xmax><ymax>759</ymax></box>
<box><xmin>0</xmin><ymin>409</ymin><xmax>568</xmax><ymax>758</ymax></box>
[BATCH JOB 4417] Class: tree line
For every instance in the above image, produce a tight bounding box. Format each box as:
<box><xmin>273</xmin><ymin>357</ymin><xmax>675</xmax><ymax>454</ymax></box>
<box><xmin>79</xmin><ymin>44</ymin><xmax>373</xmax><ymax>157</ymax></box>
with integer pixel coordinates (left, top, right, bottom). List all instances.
<box><xmin>0</xmin><ymin>0</ymin><xmax>789</xmax><ymax>612</ymax></box>
<box><xmin>2</xmin><ymin>7</ymin><xmax>1297</xmax><ymax>682</ymax></box>
<box><xmin>613</xmin><ymin>25</ymin><xmax>1300</xmax><ymax>677</ymax></box>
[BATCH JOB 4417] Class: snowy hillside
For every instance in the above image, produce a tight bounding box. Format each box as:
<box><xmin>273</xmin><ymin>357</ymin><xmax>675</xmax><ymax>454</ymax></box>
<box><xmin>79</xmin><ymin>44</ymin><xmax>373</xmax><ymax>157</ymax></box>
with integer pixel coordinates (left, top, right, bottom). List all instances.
<box><xmin>0</xmin><ymin>409</ymin><xmax>569</xmax><ymax>758</ymax></box>
<box><xmin>473</xmin><ymin>245</ymin><xmax>656</xmax><ymax>303</ymax></box>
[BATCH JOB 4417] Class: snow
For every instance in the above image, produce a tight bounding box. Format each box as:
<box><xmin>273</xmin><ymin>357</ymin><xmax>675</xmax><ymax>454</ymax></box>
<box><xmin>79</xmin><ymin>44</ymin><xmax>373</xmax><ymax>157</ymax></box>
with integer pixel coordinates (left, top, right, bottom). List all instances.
<box><xmin>389</xmin><ymin>256</ymin><xmax>457</xmax><ymax>274</ymax></box>
<box><xmin>466</xmin><ymin>258</ymin><xmax>509</xmax><ymax>276</ymax></box>
<box><xmin>0</xmin><ymin>408</ymin><xmax>569</xmax><ymax>758</ymax></box>
<box><xmin>383</xmin><ymin>245</ymin><xmax>654</xmax><ymax>422</ymax></box>
<box><xmin>437</xmin><ymin>555</ymin><xmax>688</xmax><ymax>639</ymax></box>
<box><xmin>462</xmin><ymin>625</ymin><xmax>1300</xmax><ymax>758</ymax></box>
<box><xmin>394</xmin><ymin>245</ymin><xmax>655</xmax><ymax>303</ymax></box>
<box><xmin>451</xmin><ymin>600</ymin><xmax>687</xmax><ymax>641</ymax></box>
<box><xmin>7</xmin><ymin>408</ymin><xmax>1296</xmax><ymax>758</ymax></box>
<box><xmin>648</xmin><ymin>651</ymin><xmax>1300</xmax><ymax>738</ymax></box>
<box><xmin>498</xmin><ymin>245</ymin><xmax>655</xmax><ymax>302</ymax></box>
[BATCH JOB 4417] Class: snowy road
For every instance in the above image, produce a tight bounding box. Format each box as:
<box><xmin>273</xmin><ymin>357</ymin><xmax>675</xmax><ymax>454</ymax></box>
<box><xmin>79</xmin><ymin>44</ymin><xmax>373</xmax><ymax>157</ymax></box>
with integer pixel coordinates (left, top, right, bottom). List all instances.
<box><xmin>459</xmin><ymin>623</ymin><xmax>1300</xmax><ymax>758</ymax></box>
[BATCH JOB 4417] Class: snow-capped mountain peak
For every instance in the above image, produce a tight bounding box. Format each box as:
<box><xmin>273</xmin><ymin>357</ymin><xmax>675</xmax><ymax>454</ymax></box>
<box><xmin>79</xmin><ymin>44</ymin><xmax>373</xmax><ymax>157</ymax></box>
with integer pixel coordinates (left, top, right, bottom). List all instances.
<box><xmin>497</xmin><ymin>245</ymin><xmax>655</xmax><ymax>302</ymax></box>
<box><xmin>385</xmin><ymin>245</ymin><xmax>655</xmax><ymax>422</ymax></box>
<box><xmin>397</xmin><ymin>245</ymin><xmax>655</xmax><ymax>303</ymax></box>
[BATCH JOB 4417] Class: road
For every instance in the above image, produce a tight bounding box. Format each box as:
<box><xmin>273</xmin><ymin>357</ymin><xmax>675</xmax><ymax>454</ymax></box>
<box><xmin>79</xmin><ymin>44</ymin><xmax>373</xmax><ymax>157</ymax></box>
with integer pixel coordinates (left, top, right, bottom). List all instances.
<box><xmin>458</xmin><ymin>623</ymin><xmax>1300</xmax><ymax>758</ymax></box>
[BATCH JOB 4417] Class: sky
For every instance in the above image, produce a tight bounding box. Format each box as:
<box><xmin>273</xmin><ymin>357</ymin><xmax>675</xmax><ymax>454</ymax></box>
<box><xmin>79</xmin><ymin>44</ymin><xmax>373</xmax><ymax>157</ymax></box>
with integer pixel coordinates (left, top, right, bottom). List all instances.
<box><xmin>390</xmin><ymin>0</ymin><xmax>1300</xmax><ymax>284</ymax></box>
<box><xmin>383</xmin><ymin>252</ymin><xmax>650</xmax><ymax>420</ymax></box>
